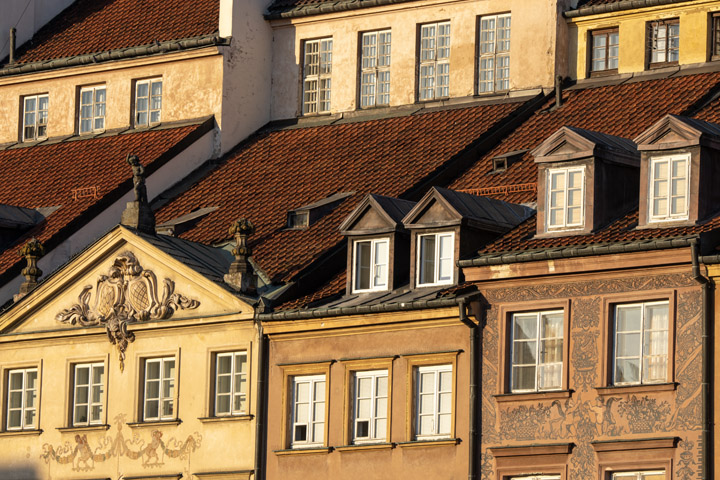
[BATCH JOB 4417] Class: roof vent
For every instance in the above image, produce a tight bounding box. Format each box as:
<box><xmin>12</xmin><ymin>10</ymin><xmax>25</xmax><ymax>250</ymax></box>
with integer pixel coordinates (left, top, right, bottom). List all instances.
<box><xmin>156</xmin><ymin>206</ymin><xmax>219</xmax><ymax>236</ymax></box>
<box><xmin>287</xmin><ymin>192</ymin><xmax>354</xmax><ymax>230</ymax></box>
<box><xmin>490</xmin><ymin>150</ymin><xmax>527</xmax><ymax>174</ymax></box>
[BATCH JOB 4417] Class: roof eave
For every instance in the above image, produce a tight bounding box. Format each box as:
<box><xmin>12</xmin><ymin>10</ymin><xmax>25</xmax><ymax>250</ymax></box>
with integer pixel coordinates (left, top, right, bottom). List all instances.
<box><xmin>565</xmin><ymin>0</ymin><xmax>692</xmax><ymax>18</ymax></box>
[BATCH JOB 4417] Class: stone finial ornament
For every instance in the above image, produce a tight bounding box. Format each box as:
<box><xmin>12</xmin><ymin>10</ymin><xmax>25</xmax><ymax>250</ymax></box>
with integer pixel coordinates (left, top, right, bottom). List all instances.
<box><xmin>120</xmin><ymin>154</ymin><xmax>156</xmax><ymax>234</ymax></box>
<box><xmin>224</xmin><ymin>218</ymin><xmax>257</xmax><ymax>295</ymax></box>
<box><xmin>16</xmin><ymin>238</ymin><xmax>44</xmax><ymax>301</ymax></box>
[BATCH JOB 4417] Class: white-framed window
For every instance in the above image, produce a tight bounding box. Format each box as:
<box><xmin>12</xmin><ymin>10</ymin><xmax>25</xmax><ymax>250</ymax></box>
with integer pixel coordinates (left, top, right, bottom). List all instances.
<box><xmin>6</xmin><ymin>368</ymin><xmax>38</xmax><ymax>430</ymax></box>
<box><xmin>353</xmin><ymin>238</ymin><xmax>389</xmax><ymax>293</ymax></box>
<box><xmin>214</xmin><ymin>351</ymin><xmax>247</xmax><ymax>416</ymax></box>
<box><xmin>591</xmin><ymin>28</ymin><xmax>620</xmax><ymax>73</ymax></box>
<box><xmin>72</xmin><ymin>363</ymin><xmax>104</xmax><ymax>426</ymax></box>
<box><xmin>291</xmin><ymin>374</ymin><xmax>325</xmax><ymax>448</ymax></box>
<box><xmin>649</xmin><ymin>19</ymin><xmax>679</xmax><ymax>65</ymax></box>
<box><xmin>478</xmin><ymin>13</ymin><xmax>511</xmax><ymax>93</ymax></box>
<box><xmin>352</xmin><ymin>369</ymin><xmax>388</xmax><ymax>443</ymax></box>
<box><xmin>135</xmin><ymin>78</ymin><xmax>162</xmax><ymax>127</ymax></box>
<box><xmin>22</xmin><ymin>94</ymin><xmax>48</xmax><ymax>141</ymax></box>
<box><xmin>417</xmin><ymin>232</ymin><xmax>454</xmax><ymax>286</ymax></box>
<box><xmin>79</xmin><ymin>85</ymin><xmax>106</xmax><ymax>134</ymax></box>
<box><xmin>419</xmin><ymin>21</ymin><xmax>451</xmax><ymax>101</ymax></box>
<box><xmin>143</xmin><ymin>357</ymin><xmax>175</xmax><ymax>421</ymax></box>
<box><xmin>614</xmin><ymin>301</ymin><xmax>669</xmax><ymax>385</ymax></box>
<box><xmin>303</xmin><ymin>38</ymin><xmax>333</xmax><ymax>115</ymax></box>
<box><xmin>360</xmin><ymin>30</ymin><xmax>391</xmax><ymax>108</ymax></box>
<box><xmin>612</xmin><ymin>471</ymin><xmax>666</xmax><ymax>480</ymax></box>
<box><xmin>510</xmin><ymin>311</ymin><xmax>564</xmax><ymax>393</ymax></box>
<box><xmin>510</xmin><ymin>476</ymin><xmax>561</xmax><ymax>480</ymax></box>
<box><xmin>648</xmin><ymin>154</ymin><xmax>689</xmax><ymax>222</ymax></box>
<box><xmin>415</xmin><ymin>364</ymin><xmax>452</xmax><ymax>439</ymax></box>
<box><xmin>546</xmin><ymin>166</ymin><xmax>585</xmax><ymax>230</ymax></box>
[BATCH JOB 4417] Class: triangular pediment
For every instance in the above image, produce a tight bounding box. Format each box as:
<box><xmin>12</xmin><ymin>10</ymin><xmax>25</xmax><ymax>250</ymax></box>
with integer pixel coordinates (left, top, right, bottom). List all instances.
<box><xmin>339</xmin><ymin>194</ymin><xmax>415</xmax><ymax>235</ymax></box>
<box><xmin>0</xmin><ymin>226</ymin><xmax>253</xmax><ymax>338</ymax></box>
<box><xmin>531</xmin><ymin>126</ymin><xmax>597</xmax><ymax>163</ymax></box>
<box><xmin>634</xmin><ymin>114</ymin><xmax>720</xmax><ymax>151</ymax></box>
<box><xmin>402</xmin><ymin>188</ymin><xmax>462</xmax><ymax>228</ymax></box>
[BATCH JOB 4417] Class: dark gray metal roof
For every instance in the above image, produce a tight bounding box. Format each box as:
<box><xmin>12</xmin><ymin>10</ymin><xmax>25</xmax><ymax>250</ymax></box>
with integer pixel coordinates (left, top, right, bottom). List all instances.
<box><xmin>564</xmin><ymin>126</ymin><xmax>638</xmax><ymax>155</ymax></box>
<box><xmin>370</xmin><ymin>194</ymin><xmax>416</xmax><ymax>223</ymax></box>
<box><xmin>0</xmin><ymin>204</ymin><xmax>48</xmax><ymax>229</ymax></box>
<box><xmin>671</xmin><ymin>115</ymin><xmax>720</xmax><ymax>139</ymax></box>
<box><xmin>433</xmin><ymin>187</ymin><xmax>534</xmax><ymax>231</ymax></box>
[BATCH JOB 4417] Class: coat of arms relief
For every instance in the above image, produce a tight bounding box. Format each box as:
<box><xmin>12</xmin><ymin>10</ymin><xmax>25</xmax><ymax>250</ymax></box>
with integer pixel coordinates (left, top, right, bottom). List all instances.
<box><xmin>56</xmin><ymin>251</ymin><xmax>200</xmax><ymax>370</ymax></box>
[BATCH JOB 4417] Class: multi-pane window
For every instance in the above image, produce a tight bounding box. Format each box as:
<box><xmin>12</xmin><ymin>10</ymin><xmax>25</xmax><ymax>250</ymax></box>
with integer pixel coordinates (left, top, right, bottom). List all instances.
<box><xmin>612</xmin><ymin>471</ymin><xmax>666</xmax><ymax>480</ymax></box>
<box><xmin>648</xmin><ymin>19</ymin><xmax>679</xmax><ymax>66</ymax></box>
<box><xmin>352</xmin><ymin>370</ymin><xmax>388</xmax><ymax>443</ymax></box>
<box><xmin>546</xmin><ymin>167</ymin><xmax>585</xmax><ymax>230</ymax></box>
<box><xmin>303</xmin><ymin>38</ymin><xmax>333</xmax><ymax>115</ymax></box>
<box><xmin>419</xmin><ymin>22</ymin><xmax>451</xmax><ymax>101</ymax></box>
<box><xmin>79</xmin><ymin>85</ymin><xmax>106</xmax><ymax>134</ymax></box>
<box><xmin>511</xmin><ymin>476</ymin><xmax>561</xmax><ymax>480</ymax></box>
<box><xmin>73</xmin><ymin>363</ymin><xmax>104</xmax><ymax>426</ymax></box>
<box><xmin>712</xmin><ymin>13</ymin><xmax>720</xmax><ymax>60</ymax></box>
<box><xmin>591</xmin><ymin>28</ymin><xmax>619</xmax><ymax>73</ymax></box>
<box><xmin>649</xmin><ymin>154</ymin><xmax>689</xmax><ymax>222</ymax></box>
<box><xmin>353</xmin><ymin>238</ymin><xmax>389</xmax><ymax>292</ymax></box>
<box><xmin>6</xmin><ymin>368</ymin><xmax>38</xmax><ymax>430</ymax></box>
<box><xmin>143</xmin><ymin>357</ymin><xmax>175</xmax><ymax>421</ymax></box>
<box><xmin>478</xmin><ymin>14</ymin><xmax>511</xmax><ymax>93</ymax></box>
<box><xmin>291</xmin><ymin>374</ymin><xmax>325</xmax><ymax>448</ymax></box>
<box><xmin>215</xmin><ymin>352</ymin><xmax>247</xmax><ymax>416</ymax></box>
<box><xmin>22</xmin><ymin>94</ymin><xmax>48</xmax><ymax>141</ymax></box>
<box><xmin>415</xmin><ymin>364</ymin><xmax>452</xmax><ymax>439</ymax></box>
<box><xmin>360</xmin><ymin>30</ymin><xmax>391</xmax><ymax>108</ymax></box>
<box><xmin>510</xmin><ymin>311</ymin><xmax>564</xmax><ymax>392</ymax></box>
<box><xmin>417</xmin><ymin>232</ymin><xmax>454</xmax><ymax>286</ymax></box>
<box><xmin>614</xmin><ymin>301</ymin><xmax>669</xmax><ymax>385</ymax></box>
<box><xmin>135</xmin><ymin>78</ymin><xmax>162</xmax><ymax>127</ymax></box>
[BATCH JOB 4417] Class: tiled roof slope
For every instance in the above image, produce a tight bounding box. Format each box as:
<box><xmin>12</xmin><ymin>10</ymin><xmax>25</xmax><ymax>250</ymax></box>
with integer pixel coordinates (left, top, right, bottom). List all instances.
<box><xmin>0</xmin><ymin>120</ymin><xmax>210</xmax><ymax>284</ymax></box>
<box><xmin>12</xmin><ymin>0</ymin><xmax>219</xmax><ymax>65</ymax></box>
<box><xmin>154</xmin><ymin>99</ymin><xmax>528</xmax><ymax>287</ymax></box>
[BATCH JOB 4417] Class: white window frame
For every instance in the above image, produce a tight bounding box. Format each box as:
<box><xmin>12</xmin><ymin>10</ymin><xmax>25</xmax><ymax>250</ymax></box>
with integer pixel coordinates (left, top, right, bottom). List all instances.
<box><xmin>416</xmin><ymin>232</ymin><xmax>455</xmax><ymax>287</ymax></box>
<box><xmin>6</xmin><ymin>368</ymin><xmax>38</xmax><ymax>431</ymax></box>
<box><xmin>590</xmin><ymin>28</ymin><xmax>620</xmax><ymax>73</ymax></box>
<box><xmin>648</xmin><ymin>154</ymin><xmax>690</xmax><ymax>222</ymax></box>
<box><xmin>510</xmin><ymin>476</ymin><xmax>561</xmax><ymax>480</ymax></box>
<box><xmin>546</xmin><ymin>166</ymin><xmax>585</xmax><ymax>231</ymax></box>
<box><xmin>612</xmin><ymin>471</ymin><xmax>666</xmax><ymax>480</ymax></box>
<box><xmin>143</xmin><ymin>357</ymin><xmax>176</xmax><ymax>422</ymax></box>
<box><xmin>649</xmin><ymin>19</ymin><xmax>679</xmax><ymax>65</ymax></box>
<box><xmin>415</xmin><ymin>364</ymin><xmax>452</xmax><ymax>440</ymax></box>
<box><xmin>510</xmin><ymin>310</ymin><xmax>564</xmax><ymax>393</ymax></box>
<box><xmin>352</xmin><ymin>238</ymin><xmax>390</xmax><ymax>293</ymax></box>
<box><xmin>22</xmin><ymin>94</ymin><xmax>48</xmax><ymax>142</ymax></box>
<box><xmin>360</xmin><ymin>30</ymin><xmax>391</xmax><ymax>108</ymax></box>
<box><xmin>352</xmin><ymin>369</ymin><xmax>388</xmax><ymax>444</ymax></box>
<box><xmin>291</xmin><ymin>374</ymin><xmax>326</xmax><ymax>448</ymax></box>
<box><xmin>478</xmin><ymin>13</ymin><xmax>511</xmax><ymax>94</ymax></box>
<box><xmin>79</xmin><ymin>85</ymin><xmax>106</xmax><ymax>134</ymax></box>
<box><xmin>214</xmin><ymin>351</ymin><xmax>248</xmax><ymax>417</ymax></box>
<box><xmin>613</xmin><ymin>301</ymin><xmax>669</xmax><ymax>386</ymax></box>
<box><xmin>302</xmin><ymin>38</ymin><xmax>333</xmax><ymax>115</ymax></box>
<box><xmin>135</xmin><ymin>78</ymin><xmax>162</xmax><ymax>127</ymax></box>
<box><xmin>72</xmin><ymin>362</ymin><xmax>104</xmax><ymax>427</ymax></box>
<box><xmin>419</xmin><ymin>21</ymin><xmax>451</xmax><ymax>101</ymax></box>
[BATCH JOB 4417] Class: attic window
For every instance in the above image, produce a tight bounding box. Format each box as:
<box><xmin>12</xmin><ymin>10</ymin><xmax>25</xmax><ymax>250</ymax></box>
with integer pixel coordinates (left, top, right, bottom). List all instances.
<box><xmin>287</xmin><ymin>211</ymin><xmax>309</xmax><ymax>229</ymax></box>
<box><xmin>287</xmin><ymin>192</ymin><xmax>354</xmax><ymax>230</ymax></box>
<box><xmin>492</xmin><ymin>157</ymin><xmax>507</xmax><ymax>173</ymax></box>
<box><xmin>490</xmin><ymin>150</ymin><xmax>527</xmax><ymax>174</ymax></box>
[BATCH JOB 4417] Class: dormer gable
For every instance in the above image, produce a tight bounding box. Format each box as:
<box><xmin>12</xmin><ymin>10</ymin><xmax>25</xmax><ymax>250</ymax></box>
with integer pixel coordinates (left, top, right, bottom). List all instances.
<box><xmin>532</xmin><ymin>126</ymin><xmax>640</xmax><ymax>236</ymax></box>
<box><xmin>634</xmin><ymin>114</ymin><xmax>720</xmax><ymax>227</ymax></box>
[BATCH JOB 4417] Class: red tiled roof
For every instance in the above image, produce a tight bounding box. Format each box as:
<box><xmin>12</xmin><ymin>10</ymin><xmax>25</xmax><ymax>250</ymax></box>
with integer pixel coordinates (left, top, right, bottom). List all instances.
<box><xmin>13</xmin><ymin>0</ymin><xmax>219</xmax><ymax>64</ymax></box>
<box><xmin>0</xmin><ymin>121</ymin><xmax>209</xmax><ymax>282</ymax></box>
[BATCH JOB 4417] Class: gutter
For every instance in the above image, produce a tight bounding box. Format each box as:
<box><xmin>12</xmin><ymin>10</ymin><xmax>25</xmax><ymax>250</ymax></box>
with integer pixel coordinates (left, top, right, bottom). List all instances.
<box><xmin>565</xmin><ymin>0</ymin><xmax>692</xmax><ymax>18</ymax></box>
<box><xmin>264</xmin><ymin>0</ymin><xmax>417</xmax><ymax>20</ymax></box>
<box><xmin>0</xmin><ymin>34</ymin><xmax>229</xmax><ymax>77</ymax></box>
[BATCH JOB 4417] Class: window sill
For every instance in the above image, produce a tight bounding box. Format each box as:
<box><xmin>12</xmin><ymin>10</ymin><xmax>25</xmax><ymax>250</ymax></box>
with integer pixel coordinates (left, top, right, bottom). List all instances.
<box><xmin>335</xmin><ymin>442</ymin><xmax>394</xmax><ymax>452</ymax></box>
<box><xmin>595</xmin><ymin>383</ymin><xmax>677</xmax><ymax>395</ymax></box>
<box><xmin>57</xmin><ymin>424</ymin><xmax>110</xmax><ymax>433</ymax></box>
<box><xmin>198</xmin><ymin>414</ymin><xmax>254</xmax><ymax>423</ymax></box>
<box><xmin>397</xmin><ymin>438</ymin><xmax>459</xmax><ymax>448</ymax></box>
<box><xmin>637</xmin><ymin>219</ymin><xmax>693</xmax><ymax>229</ymax></box>
<box><xmin>274</xmin><ymin>446</ymin><xmax>333</xmax><ymax>456</ymax></box>
<box><xmin>648</xmin><ymin>61</ymin><xmax>679</xmax><ymax>71</ymax></box>
<box><xmin>589</xmin><ymin>69</ymin><xmax>619</xmax><ymax>78</ymax></box>
<box><xmin>0</xmin><ymin>428</ymin><xmax>42</xmax><ymax>437</ymax></box>
<box><xmin>127</xmin><ymin>419</ymin><xmax>182</xmax><ymax>428</ymax></box>
<box><xmin>494</xmin><ymin>390</ymin><xmax>573</xmax><ymax>403</ymax></box>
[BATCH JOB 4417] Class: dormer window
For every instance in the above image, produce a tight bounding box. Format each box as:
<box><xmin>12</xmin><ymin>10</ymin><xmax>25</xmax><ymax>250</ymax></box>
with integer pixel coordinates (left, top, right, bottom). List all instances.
<box><xmin>546</xmin><ymin>166</ymin><xmax>585</xmax><ymax>230</ymax></box>
<box><xmin>417</xmin><ymin>232</ymin><xmax>454</xmax><ymax>286</ymax></box>
<box><xmin>353</xmin><ymin>238</ymin><xmax>389</xmax><ymax>292</ymax></box>
<box><xmin>648</xmin><ymin>154</ymin><xmax>689</xmax><ymax>222</ymax></box>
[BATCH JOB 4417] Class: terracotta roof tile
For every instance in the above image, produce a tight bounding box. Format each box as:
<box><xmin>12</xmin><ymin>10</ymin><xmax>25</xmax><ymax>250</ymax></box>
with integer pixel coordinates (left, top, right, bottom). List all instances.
<box><xmin>13</xmin><ymin>0</ymin><xmax>219</xmax><ymax>65</ymax></box>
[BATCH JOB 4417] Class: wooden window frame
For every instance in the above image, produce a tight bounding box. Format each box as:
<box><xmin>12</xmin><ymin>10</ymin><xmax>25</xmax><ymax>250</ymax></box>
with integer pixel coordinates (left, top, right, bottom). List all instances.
<box><xmin>647</xmin><ymin>153</ymin><xmax>690</xmax><ymax>223</ymax></box>
<box><xmin>1</xmin><ymin>360</ymin><xmax>42</xmax><ymax>432</ymax></box>
<box><xmin>646</xmin><ymin>19</ymin><xmax>680</xmax><ymax>69</ymax></box>
<box><xmin>352</xmin><ymin>237</ymin><xmax>390</xmax><ymax>293</ymax></box>
<box><xmin>134</xmin><ymin>77</ymin><xmax>163</xmax><ymax>128</ymax></box>
<box><xmin>342</xmin><ymin>357</ymin><xmax>394</xmax><ymax>446</ymax></box>
<box><xmin>589</xmin><ymin>28</ymin><xmax>619</xmax><ymax>77</ymax></box>
<box><xmin>301</xmin><ymin>37</ymin><xmax>333</xmax><ymax>115</ymax></box>
<box><xmin>417</xmin><ymin>21</ymin><xmax>451</xmax><ymax>102</ymax></box>
<box><xmin>710</xmin><ymin>12</ymin><xmax>720</xmax><ymax>61</ymax></box>
<box><xmin>358</xmin><ymin>29</ymin><xmax>392</xmax><ymax>109</ymax></box>
<box><xmin>416</xmin><ymin>231</ymin><xmax>455</xmax><ymax>287</ymax></box>
<box><xmin>78</xmin><ymin>84</ymin><xmax>107</xmax><ymax>134</ymax></box>
<box><xmin>491</xmin><ymin>443</ymin><xmax>572</xmax><ymax>480</ymax></box>
<box><xmin>476</xmin><ymin>13</ymin><xmax>511</xmax><ymax>94</ymax></box>
<box><xmin>71</xmin><ymin>361</ymin><xmax>106</xmax><ymax>427</ymax></box>
<box><xmin>212</xmin><ymin>351</ymin><xmax>249</xmax><ymax>417</ymax></box>
<box><xmin>280</xmin><ymin>362</ymin><xmax>332</xmax><ymax>450</ymax></box>
<box><xmin>546</xmin><ymin>166</ymin><xmax>586</xmax><ymax>232</ymax></box>
<box><xmin>21</xmin><ymin>93</ymin><xmax>49</xmax><ymax>142</ymax></box>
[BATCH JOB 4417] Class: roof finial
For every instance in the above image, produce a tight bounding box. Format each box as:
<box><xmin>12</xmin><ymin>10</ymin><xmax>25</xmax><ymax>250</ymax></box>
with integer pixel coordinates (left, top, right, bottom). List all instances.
<box><xmin>15</xmin><ymin>238</ymin><xmax>44</xmax><ymax>301</ymax></box>
<box><xmin>224</xmin><ymin>219</ymin><xmax>257</xmax><ymax>295</ymax></box>
<box><xmin>120</xmin><ymin>154</ymin><xmax>156</xmax><ymax>234</ymax></box>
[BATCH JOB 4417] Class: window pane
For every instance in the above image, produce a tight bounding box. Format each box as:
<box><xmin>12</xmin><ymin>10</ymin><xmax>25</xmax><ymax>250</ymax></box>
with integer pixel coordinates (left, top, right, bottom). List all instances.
<box><xmin>513</xmin><ymin>314</ymin><xmax>537</xmax><ymax>340</ymax></box>
<box><xmin>615</xmin><ymin>358</ymin><xmax>640</xmax><ymax>383</ymax></box>
<box><xmin>419</xmin><ymin>236</ymin><xmax>436</xmax><ymax>284</ymax></box>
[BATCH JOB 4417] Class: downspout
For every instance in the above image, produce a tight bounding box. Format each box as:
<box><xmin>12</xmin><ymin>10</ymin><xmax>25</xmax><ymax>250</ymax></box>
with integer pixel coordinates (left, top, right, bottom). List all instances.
<box><xmin>691</xmin><ymin>239</ymin><xmax>712</xmax><ymax>480</ymax></box>
<box><xmin>254</xmin><ymin>320</ymin><xmax>268</xmax><ymax>480</ymax></box>
<box><xmin>459</xmin><ymin>296</ymin><xmax>482</xmax><ymax>480</ymax></box>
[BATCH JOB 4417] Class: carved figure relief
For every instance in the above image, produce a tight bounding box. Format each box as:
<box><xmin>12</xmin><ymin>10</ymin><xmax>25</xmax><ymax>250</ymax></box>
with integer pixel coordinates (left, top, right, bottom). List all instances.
<box><xmin>56</xmin><ymin>252</ymin><xmax>200</xmax><ymax>370</ymax></box>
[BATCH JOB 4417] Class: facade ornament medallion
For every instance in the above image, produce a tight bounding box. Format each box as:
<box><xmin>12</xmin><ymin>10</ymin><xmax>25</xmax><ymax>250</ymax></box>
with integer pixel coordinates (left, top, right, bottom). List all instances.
<box><xmin>56</xmin><ymin>251</ymin><xmax>200</xmax><ymax>370</ymax></box>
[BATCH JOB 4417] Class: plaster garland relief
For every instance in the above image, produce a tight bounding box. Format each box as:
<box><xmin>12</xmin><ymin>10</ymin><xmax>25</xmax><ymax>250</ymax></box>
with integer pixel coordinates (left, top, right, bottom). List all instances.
<box><xmin>56</xmin><ymin>251</ymin><xmax>200</xmax><ymax>370</ymax></box>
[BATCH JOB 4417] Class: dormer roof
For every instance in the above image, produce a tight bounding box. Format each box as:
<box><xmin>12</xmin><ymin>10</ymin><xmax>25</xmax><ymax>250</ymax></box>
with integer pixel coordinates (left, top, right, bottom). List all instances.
<box><xmin>402</xmin><ymin>187</ymin><xmax>533</xmax><ymax>233</ymax></box>
<box><xmin>531</xmin><ymin>126</ymin><xmax>639</xmax><ymax>166</ymax></box>
<box><xmin>339</xmin><ymin>194</ymin><xmax>416</xmax><ymax>235</ymax></box>
<box><xmin>634</xmin><ymin>114</ymin><xmax>720</xmax><ymax>151</ymax></box>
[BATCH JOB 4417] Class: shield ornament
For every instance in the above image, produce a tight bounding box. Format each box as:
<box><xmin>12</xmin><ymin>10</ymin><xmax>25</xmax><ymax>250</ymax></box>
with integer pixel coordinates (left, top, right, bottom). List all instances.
<box><xmin>128</xmin><ymin>278</ymin><xmax>151</xmax><ymax>313</ymax></box>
